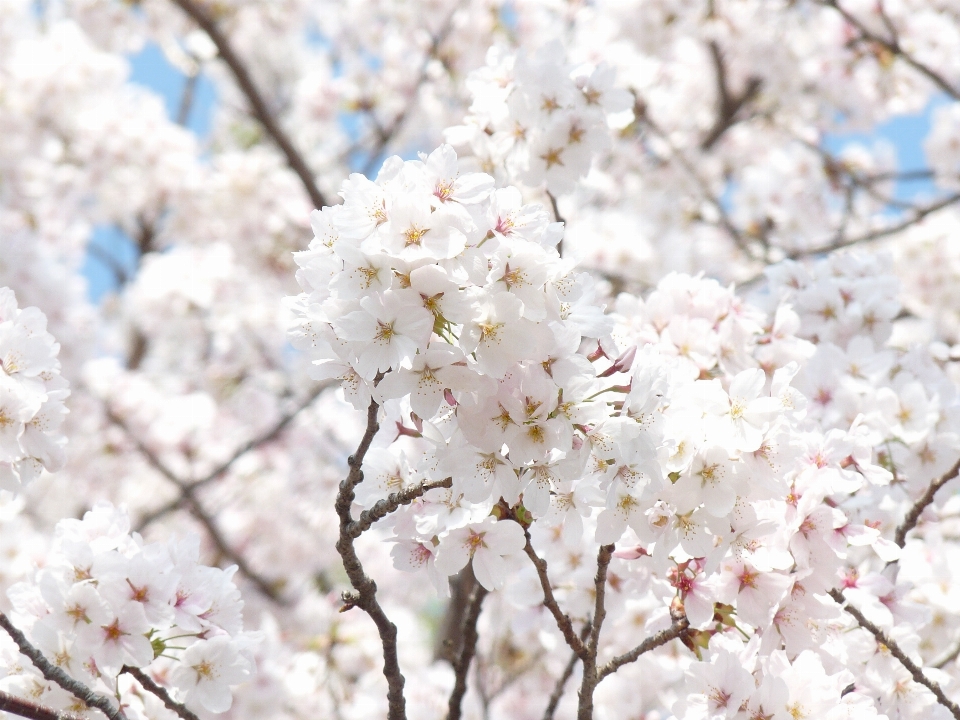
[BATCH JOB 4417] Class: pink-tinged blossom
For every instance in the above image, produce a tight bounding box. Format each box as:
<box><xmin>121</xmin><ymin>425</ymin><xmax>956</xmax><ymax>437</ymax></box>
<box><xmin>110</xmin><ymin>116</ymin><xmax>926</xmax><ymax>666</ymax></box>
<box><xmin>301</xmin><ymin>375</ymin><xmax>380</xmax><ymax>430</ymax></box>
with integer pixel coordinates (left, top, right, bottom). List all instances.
<box><xmin>171</xmin><ymin>636</ymin><xmax>253</xmax><ymax>713</ymax></box>
<box><xmin>434</xmin><ymin>518</ymin><xmax>527</xmax><ymax>591</ymax></box>
<box><xmin>334</xmin><ymin>289</ymin><xmax>434</xmax><ymax>379</ymax></box>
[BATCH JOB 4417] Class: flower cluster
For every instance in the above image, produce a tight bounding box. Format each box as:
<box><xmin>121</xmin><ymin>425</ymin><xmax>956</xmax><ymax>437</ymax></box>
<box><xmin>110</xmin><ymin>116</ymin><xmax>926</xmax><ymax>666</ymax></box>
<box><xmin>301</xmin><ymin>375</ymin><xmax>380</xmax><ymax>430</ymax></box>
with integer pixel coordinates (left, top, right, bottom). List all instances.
<box><xmin>0</xmin><ymin>288</ymin><xmax>69</xmax><ymax>492</ymax></box>
<box><xmin>445</xmin><ymin>42</ymin><xmax>632</xmax><ymax>195</ymax></box>
<box><xmin>0</xmin><ymin>503</ymin><xmax>257</xmax><ymax>716</ymax></box>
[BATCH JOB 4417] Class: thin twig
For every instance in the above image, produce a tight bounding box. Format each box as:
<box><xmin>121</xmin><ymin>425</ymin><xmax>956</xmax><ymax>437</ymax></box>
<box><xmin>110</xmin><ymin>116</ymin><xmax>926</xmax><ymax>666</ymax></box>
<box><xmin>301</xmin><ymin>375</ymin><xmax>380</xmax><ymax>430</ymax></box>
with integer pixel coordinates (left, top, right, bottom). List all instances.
<box><xmin>788</xmin><ymin>192</ymin><xmax>960</xmax><ymax>259</ymax></box>
<box><xmin>176</xmin><ymin>72</ymin><xmax>200</xmax><ymax>127</ymax></box>
<box><xmin>359</xmin><ymin>4</ymin><xmax>462</xmax><ymax>177</ymax></box>
<box><xmin>576</xmin><ymin>544</ymin><xmax>614</xmax><ymax>720</ymax></box>
<box><xmin>121</xmin><ymin>666</ymin><xmax>200</xmax><ymax>720</ymax></box>
<box><xmin>895</xmin><ymin>458</ymin><xmax>960</xmax><ymax>547</ymax></box>
<box><xmin>541</xmin><ymin>622</ymin><xmax>592</xmax><ymax>720</ymax></box>
<box><xmin>445</xmin><ymin>578</ymin><xmax>488</xmax><ymax>720</ymax></box>
<box><xmin>829</xmin><ymin>588</ymin><xmax>960</xmax><ymax>719</ymax></box>
<box><xmin>348</xmin><ymin>477</ymin><xmax>452</xmax><ymax>538</ymax></box>
<box><xmin>821</xmin><ymin>0</ymin><xmax>960</xmax><ymax>101</ymax></box>
<box><xmin>106</xmin><ymin>410</ymin><xmax>288</xmax><ymax>603</ymax></box>
<box><xmin>335</xmin><ymin>383</ymin><xmax>408</xmax><ymax>720</ymax></box>
<box><xmin>934</xmin><ymin>641</ymin><xmax>960</xmax><ymax>670</ymax></box>
<box><xmin>136</xmin><ymin>383</ymin><xmax>331</xmax><ymax>531</ymax></box>
<box><xmin>86</xmin><ymin>243</ymin><xmax>130</xmax><ymax>287</ymax></box>
<box><xmin>546</xmin><ymin>190</ymin><xmax>565</xmax><ymax>257</ymax></box>
<box><xmin>0</xmin><ymin>690</ymin><xmax>86</xmax><ymax>720</ymax></box>
<box><xmin>701</xmin><ymin>40</ymin><xmax>763</xmax><ymax>151</ymax></box>
<box><xmin>167</xmin><ymin>0</ymin><xmax>329</xmax><ymax>209</ymax></box>
<box><xmin>522</xmin><ymin>534</ymin><xmax>587</xmax><ymax>659</ymax></box>
<box><xmin>596</xmin><ymin>616</ymin><xmax>690</xmax><ymax>681</ymax></box>
<box><xmin>0</xmin><ymin>613</ymin><xmax>126</xmax><ymax>720</ymax></box>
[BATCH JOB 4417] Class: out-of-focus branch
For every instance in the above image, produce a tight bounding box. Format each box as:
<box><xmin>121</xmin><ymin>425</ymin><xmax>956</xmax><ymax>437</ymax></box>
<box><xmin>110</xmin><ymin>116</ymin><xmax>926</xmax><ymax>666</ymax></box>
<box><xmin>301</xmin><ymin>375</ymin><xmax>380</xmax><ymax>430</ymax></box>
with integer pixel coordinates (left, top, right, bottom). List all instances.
<box><xmin>701</xmin><ymin>40</ymin><xmax>763</xmax><ymax>151</ymax></box>
<box><xmin>821</xmin><ymin>0</ymin><xmax>960</xmax><ymax>101</ymax></box>
<box><xmin>546</xmin><ymin>190</ymin><xmax>565</xmax><ymax>257</ymax></box>
<box><xmin>445</xmin><ymin>577</ymin><xmax>488</xmax><ymax>720</ymax></box>
<box><xmin>360</xmin><ymin>4</ymin><xmax>462</xmax><ymax>177</ymax></box>
<box><xmin>829</xmin><ymin>588</ymin><xmax>960</xmax><ymax>720</ymax></box>
<box><xmin>167</xmin><ymin>0</ymin><xmax>329</xmax><ymax>209</ymax></box>
<box><xmin>176</xmin><ymin>72</ymin><xmax>200</xmax><ymax>127</ymax></box>
<box><xmin>522</xmin><ymin>533</ymin><xmax>587</xmax><ymax>659</ymax></box>
<box><xmin>0</xmin><ymin>613</ymin><xmax>126</xmax><ymax>720</ymax></box>
<box><xmin>576</xmin><ymin>544</ymin><xmax>614</xmax><ymax>720</ymax></box>
<box><xmin>106</xmin><ymin>410</ymin><xmax>288</xmax><ymax>603</ymax></box>
<box><xmin>635</xmin><ymin>98</ymin><xmax>760</xmax><ymax>259</ymax></box>
<box><xmin>895</xmin><ymin>457</ymin><xmax>960</xmax><ymax>547</ymax></box>
<box><xmin>0</xmin><ymin>690</ymin><xmax>86</xmax><ymax>720</ymax></box>
<box><xmin>335</xmin><ymin>384</ymin><xmax>408</xmax><ymax>720</ymax></box>
<box><xmin>935</xmin><ymin>641</ymin><xmax>960</xmax><ymax>670</ymax></box>
<box><xmin>121</xmin><ymin>666</ymin><xmax>200</xmax><ymax>720</ymax></box>
<box><xmin>136</xmin><ymin>383</ymin><xmax>331</xmax><ymax>531</ymax></box>
<box><xmin>541</xmin><ymin>622</ymin><xmax>592</xmax><ymax>720</ymax></box>
<box><xmin>788</xmin><ymin>191</ymin><xmax>960</xmax><ymax>260</ymax></box>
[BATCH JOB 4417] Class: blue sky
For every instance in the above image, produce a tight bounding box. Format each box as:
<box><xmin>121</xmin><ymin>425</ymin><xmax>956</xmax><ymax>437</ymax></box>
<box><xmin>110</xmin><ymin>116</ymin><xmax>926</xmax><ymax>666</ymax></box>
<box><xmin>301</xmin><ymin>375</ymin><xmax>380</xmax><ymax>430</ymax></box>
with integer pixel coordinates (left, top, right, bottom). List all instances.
<box><xmin>82</xmin><ymin>43</ymin><xmax>945</xmax><ymax>301</ymax></box>
<box><xmin>82</xmin><ymin>44</ymin><xmax>216</xmax><ymax>302</ymax></box>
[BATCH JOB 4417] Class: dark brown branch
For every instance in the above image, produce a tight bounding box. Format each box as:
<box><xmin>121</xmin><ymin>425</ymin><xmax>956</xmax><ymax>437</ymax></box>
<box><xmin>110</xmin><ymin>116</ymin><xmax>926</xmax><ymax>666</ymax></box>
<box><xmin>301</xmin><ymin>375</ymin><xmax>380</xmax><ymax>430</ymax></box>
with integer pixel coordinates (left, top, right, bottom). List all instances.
<box><xmin>895</xmin><ymin>457</ymin><xmax>960</xmax><ymax>547</ymax></box>
<box><xmin>522</xmin><ymin>533</ymin><xmax>587</xmax><ymax>659</ymax></box>
<box><xmin>821</xmin><ymin>0</ymin><xmax>960</xmax><ymax>101</ymax></box>
<box><xmin>596</xmin><ymin>616</ymin><xmax>690</xmax><ymax>681</ymax></box>
<box><xmin>121</xmin><ymin>666</ymin><xmax>200</xmax><ymax>720</ymax></box>
<box><xmin>829</xmin><ymin>588</ymin><xmax>960</xmax><ymax>719</ymax></box>
<box><xmin>576</xmin><ymin>544</ymin><xmax>614</xmax><ymax>720</ymax></box>
<box><xmin>542</xmin><ymin>622</ymin><xmax>592</xmax><ymax>720</ymax></box>
<box><xmin>335</xmin><ymin>385</ymin><xmax>407</xmax><ymax>720</ymax></box>
<box><xmin>167</xmin><ymin>0</ymin><xmax>329</xmax><ymax>209</ymax></box>
<box><xmin>701</xmin><ymin>40</ymin><xmax>763</xmax><ymax>151</ymax></box>
<box><xmin>0</xmin><ymin>613</ymin><xmax>126</xmax><ymax>720</ymax></box>
<box><xmin>0</xmin><ymin>690</ymin><xmax>86</xmax><ymax>720</ymax></box>
<box><xmin>348</xmin><ymin>477</ymin><xmax>452</xmax><ymax>538</ymax></box>
<box><xmin>445</xmin><ymin>577</ymin><xmax>488</xmax><ymax>720</ymax></box>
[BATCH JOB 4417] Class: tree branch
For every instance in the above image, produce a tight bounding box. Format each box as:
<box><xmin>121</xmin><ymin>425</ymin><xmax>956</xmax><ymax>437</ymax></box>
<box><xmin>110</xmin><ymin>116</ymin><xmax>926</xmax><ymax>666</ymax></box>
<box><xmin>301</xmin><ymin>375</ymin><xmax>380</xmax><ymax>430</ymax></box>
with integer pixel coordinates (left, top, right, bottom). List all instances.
<box><xmin>522</xmin><ymin>533</ymin><xmax>587</xmax><ymax>660</ymax></box>
<box><xmin>541</xmin><ymin>622</ymin><xmax>592</xmax><ymax>720</ymax></box>
<box><xmin>136</xmin><ymin>383</ymin><xmax>331</xmax><ymax>531</ymax></box>
<box><xmin>596</xmin><ymin>615</ymin><xmax>690</xmax><ymax>681</ymax></box>
<box><xmin>829</xmin><ymin>588</ymin><xmax>960</xmax><ymax>719</ymax></box>
<box><xmin>0</xmin><ymin>613</ymin><xmax>126</xmax><ymax>720</ymax></box>
<box><xmin>701</xmin><ymin>40</ymin><xmax>763</xmax><ymax>151</ymax></box>
<box><xmin>106</xmin><ymin>410</ymin><xmax>289</xmax><ymax>603</ymax></box>
<box><xmin>360</xmin><ymin>5</ymin><xmax>462</xmax><ymax>177</ymax></box>
<box><xmin>787</xmin><ymin>192</ymin><xmax>960</xmax><ymax>260</ymax></box>
<box><xmin>335</xmin><ymin>384</ymin><xmax>407</xmax><ymax>720</ymax></box>
<box><xmin>895</xmin><ymin>457</ymin><xmax>960</xmax><ymax>547</ymax></box>
<box><xmin>121</xmin><ymin>666</ymin><xmax>200</xmax><ymax>720</ymax></box>
<box><xmin>0</xmin><ymin>690</ymin><xmax>86</xmax><ymax>720</ymax></box>
<box><xmin>546</xmin><ymin>190</ymin><xmax>565</xmax><ymax>258</ymax></box>
<box><xmin>347</xmin><ymin>477</ymin><xmax>452</xmax><ymax>538</ymax></box>
<box><xmin>167</xmin><ymin>0</ymin><xmax>329</xmax><ymax>209</ymax></box>
<box><xmin>445</xmin><ymin>576</ymin><xmax>488</xmax><ymax>720</ymax></box>
<box><xmin>576</xmin><ymin>544</ymin><xmax>614</xmax><ymax>720</ymax></box>
<box><xmin>935</xmin><ymin>641</ymin><xmax>960</xmax><ymax>670</ymax></box>
<box><xmin>821</xmin><ymin>0</ymin><xmax>960</xmax><ymax>101</ymax></box>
